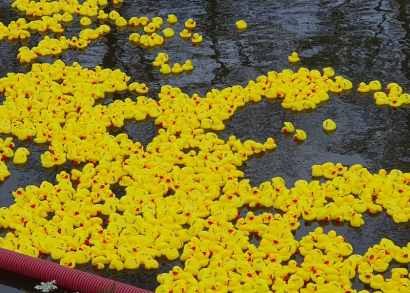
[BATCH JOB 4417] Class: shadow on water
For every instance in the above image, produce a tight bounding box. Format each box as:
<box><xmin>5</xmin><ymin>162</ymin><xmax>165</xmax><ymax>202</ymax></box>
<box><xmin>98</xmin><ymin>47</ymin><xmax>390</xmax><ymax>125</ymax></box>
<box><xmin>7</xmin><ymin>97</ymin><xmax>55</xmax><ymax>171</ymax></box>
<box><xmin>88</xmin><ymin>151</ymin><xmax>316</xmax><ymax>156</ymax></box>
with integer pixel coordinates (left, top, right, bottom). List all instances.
<box><xmin>204</xmin><ymin>0</ymin><xmax>231</xmax><ymax>87</ymax></box>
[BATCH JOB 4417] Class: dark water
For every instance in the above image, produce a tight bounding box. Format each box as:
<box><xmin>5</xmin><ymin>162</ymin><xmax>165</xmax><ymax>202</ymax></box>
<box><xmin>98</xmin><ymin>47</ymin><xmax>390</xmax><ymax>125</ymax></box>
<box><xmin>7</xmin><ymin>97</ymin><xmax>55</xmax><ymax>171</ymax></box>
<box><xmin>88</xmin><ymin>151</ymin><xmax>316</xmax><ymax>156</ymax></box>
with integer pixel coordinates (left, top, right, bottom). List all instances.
<box><xmin>1</xmin><ymin>0</ymin><xmax>410</xmax><ymax>292</ymax></box>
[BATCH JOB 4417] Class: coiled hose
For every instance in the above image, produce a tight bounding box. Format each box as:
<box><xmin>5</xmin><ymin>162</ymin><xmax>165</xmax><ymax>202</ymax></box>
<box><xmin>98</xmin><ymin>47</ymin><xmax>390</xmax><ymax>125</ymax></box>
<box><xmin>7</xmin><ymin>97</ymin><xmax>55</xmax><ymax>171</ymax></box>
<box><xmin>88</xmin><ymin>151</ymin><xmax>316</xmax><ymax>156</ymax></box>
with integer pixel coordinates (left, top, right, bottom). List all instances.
<box><xmin>0</xmin><ymin>248</ymin><xmax>153</xmax><ymax>293</ymax></box>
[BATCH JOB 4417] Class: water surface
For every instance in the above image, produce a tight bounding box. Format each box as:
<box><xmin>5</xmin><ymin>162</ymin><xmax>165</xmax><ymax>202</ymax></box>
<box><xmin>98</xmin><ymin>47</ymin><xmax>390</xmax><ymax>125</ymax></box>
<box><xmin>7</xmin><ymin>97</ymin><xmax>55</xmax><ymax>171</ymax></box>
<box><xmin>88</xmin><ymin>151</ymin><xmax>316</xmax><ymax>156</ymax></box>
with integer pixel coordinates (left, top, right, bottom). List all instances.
<box><xmin>1</xmin><ymin>0</ymin><xmax>410</xmax><ymax>291</ymax></box>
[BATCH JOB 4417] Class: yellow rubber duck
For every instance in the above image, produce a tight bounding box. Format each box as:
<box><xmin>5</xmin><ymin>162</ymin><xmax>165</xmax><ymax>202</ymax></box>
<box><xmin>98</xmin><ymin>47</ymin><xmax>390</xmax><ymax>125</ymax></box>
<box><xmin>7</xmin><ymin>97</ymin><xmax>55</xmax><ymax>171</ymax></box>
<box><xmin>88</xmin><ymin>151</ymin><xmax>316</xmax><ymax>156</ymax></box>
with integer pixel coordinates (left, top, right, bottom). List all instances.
<box><xmin>358</xmin><ymin>82</ymin><xmax>370</xmax><ymax>93</ymax></box>
<box><xmin>80</xmin><ymin>17</ymin><xmax>92</xmax><ymax>27</ymax></box>
<box><xmin>116</xmin><ymin>17</ymin><xmax>127</xmax><ymax>27</ymax></box>
<box><xmin>323</xmin><ymin>119</ymin><xmax>337</xmax><ymax>131</ymax></box>
<box><xmin>236</xmin><ymin>20</ymin><xmax>247</xmax><ymax>30</ymax></box>
<box><xmin>323</xmin><ymin>67</ymin><xmax>335</xmax><ymax>77</ymax></box>
<box><xmin>128</xmin><ymin>17</ymin><xmax>139</xmax><ymax>27</ymax></box>
<box><xmin>180</xmin><ymin>29</ymin><xmax>192</xmax><ymax>38</ymax></box>
<box><xmin>144</xmin><ymin>23</ymin><xmax>157</xmax><ymax>34</ymax></box>
<box><xmin>62</xmin><ymin>12</ymin><xmax>74</xmax><ymax>22</ymax></box>
<box><xmin>293</xmin><ymin>129</ymin><xmax>307</xmax><ymax>141</ymax></box>
<box><xmin>60</xmin><ymin>257</ymin><xmax>76</xmax><ymax>268</ymax></box>
<box><xmin>288</xmin><ymin>52</ymin><xmax>300</xmax><ymax>63</ymax></box>
<box><xmin>191</xmin><ymin>33</ymin><xmax>203</xmax><ymax>43</ymax></box>
<box><xmin>136</xmin><ymin>83</ymin><xmax>149</xmax><ymax>94</ymax></box>
<box><xmin>369</xmin><ymin>80</ymin><xmax>382</xmax><ymax>91</ymax></box>
<box><xmin>182</xmin><ymin>60</ymin><xmax>194</xmax><ymax>71</ymax></box>
<box><xmin>264</xmin><ymin>138</ymin><xmax>277</xmax><ymax>150</ymax></box>
<box><xmin>311</xmin><ymin>165</ymin><xmax>324</xmax><ymax>177</ymax></box>
<box><xmin>160</xmin><ymin>64</ymin><xmax>171</xmax><ymax>75</ymax></box>
<box><xmin>342</xmin><ymin>79</ymin><xmax>353</xmax><ymax>91</ymax></box>
<box><xmin>185</xmin><ymin>18</ymin><xmax>196</xmax><ymax>29</ymax></box>
<box><xmin>282</xmin><ymin>122</ymin><xmax>294</xmax><ymax>133</ymax></box>
<box><xmin>129</xmin><ymin>33</ymin><xmax>140</xmax><ymax>42</ymax></box>
<box><xmin>171</xmin><ymin>63</ymin><xmax>183</xmax><ymax>74</ymax></box>
<box><xmin>13</xmin><ymin>148</ymin><xmax>30</xmax><ymax>164</ymax></box>
<box><xmin>167</xmin><ymin>14</ymin><xmax>178</xmax><ymax>24</ymax></box>
<box><xmin>163</xmin><ymin>28</ymin><xmax>174</xmax><ymax>38</ymax></box>
<box><xmin>97</xmin><ymin>10</ymin><xmax>109</xmax><ymax>20</ymax></box>
<box><xmin>108</xmin><ymin>10</ymin><xmax>120</xmax><ymax>21</ymax></box>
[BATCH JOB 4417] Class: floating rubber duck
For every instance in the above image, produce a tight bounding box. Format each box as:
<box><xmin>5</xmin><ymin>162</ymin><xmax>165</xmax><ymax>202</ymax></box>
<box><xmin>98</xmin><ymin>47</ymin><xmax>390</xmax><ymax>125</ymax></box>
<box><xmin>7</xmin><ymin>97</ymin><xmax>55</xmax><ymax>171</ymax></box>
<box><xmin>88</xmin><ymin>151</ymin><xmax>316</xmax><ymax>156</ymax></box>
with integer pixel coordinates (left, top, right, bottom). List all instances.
<box><xmin>167</xmin><ymin>15</ymin><xmax>178</xmax><ymax>24</ymax></box>
<box><xmin>180</xmin><ymin>29</ymin><xmax>192</xmax><ymax>38</ymax></box>
<box><xmin>171</xmin><ymin>63</ymin><xmax>183</xmax><ymax>74</ymax></box>
<box><xmin>323</xmin><ymin>119</ymin><xmax>337</xmax><ymax>131</ymax></box>
<box><xmin>160</xmin><ymin>64</ymin><xmax>171</xmax><ymax>75</ymax></box>
<box><xmin>236</xmin><ymin>20</ymin><xmax>247</xmax><ymax>30</ymax></box>
<box><xmin>369</xmin><ymin>80</ymin><xmax>382</xmax><ymax>91</ymax></box>
<box><xmin>185</xmin><ymin>19</ymin><xmax>196</xmax><ymax>29</ymax></box>
<box><xmin>108</xmin><ymin>10</ymin><xmax>120</xmax><ymax>21</ymax></box>
<box><xmin>13</xmin><ymin>148</ymin><xmax>30</xmax><ymax>165</ymax></box>
<box><xmin>358</xmin><ymin>82</ymin><xmax>370</xmax><ymax>93</ymax></box>
<box><xmin>62</xmin><ymin>12</ymin><xmax>74</xmax><ymax>22</ymax></box>
<box><xmin>163</xmin><ymin>28</ymin><xmax>174</xmax><ymax>38</ymax></box>
<box><xmin>80</xmin><ymin>17</ymin><xmax>92</xmax><ymax>27</ymax></box>
<box><xmin>312</xmin><ymin>165</ymin><xmax>324</xmax><ymax>177</ymax></box>
<box><xmin>97</xmin><ymin>10</ymin><xmax>109</xmax><ymax>20</ymax></box>
<box><xmin>323</xmin><ymin>67</ymin><xmax>335</xmax><ymax>77</ymax></box>
<box><xmin>288</xmin><ymin>52</ymin><xmax>300</xmax><ymax>63</ymax></box>
<box><xmin>116</xmin><ymin>17</ymin><xmax>127</xmax><ymax>27</ymax></box>
<box><xmin>293</xmin><ymin>129</ymin><xmax>307</xmax><ymax>141</ymax></box>
<box><xmin>182</xmin><ymin>60</ymin><xmax>194</xmax><ymax>71</ymax></box>
<box><xmin>129</xmin><ymin>33</ymin><xmax>140</xmax><ymax>43</ymax></box>
<box><xmin>192</xmin><ymin>33</ymin><xmax>203</xmax><ymax>43</ymax></box>
<box><xmin>282</xmin><ymin>122</ymin><xmax>294</xmax><ymax>133</ymax></box>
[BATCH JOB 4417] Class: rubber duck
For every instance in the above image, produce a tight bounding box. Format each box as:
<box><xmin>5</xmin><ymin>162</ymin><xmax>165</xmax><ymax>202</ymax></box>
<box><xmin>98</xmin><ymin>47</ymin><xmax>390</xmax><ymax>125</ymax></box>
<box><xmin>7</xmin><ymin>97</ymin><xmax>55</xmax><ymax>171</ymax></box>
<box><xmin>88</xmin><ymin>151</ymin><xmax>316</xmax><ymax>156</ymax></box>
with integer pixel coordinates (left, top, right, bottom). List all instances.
<box><xmin>60</xmin><ymin>257</ymin><xmax>76</xmax><ymax>268</ymax></box>
<box><xmin>97</xmin><ymin>10</ymin><xmax>109</xmax><ymax>20</ymax></box>
<box><xmin>236</xmin><ymin>20</ymin><xmax>247</xmax><ymax>30</ymax></box>
<box><xmin>116</xmin><ymin>17</ymin><xmax>128</xmax><ymax>27</ymax></box>
<box><xmin>369</xmin><ymin>274</ymin><xmax>385</xmax><ymax>290</ymax></box>
<box><xmin>163</xmin><ymin>15</ymin><xmax>177</xmax><ymax>25</ymax></box>
<box><xmin>282</xmin><ymin>122</ymin><xmax>294</xmax><ymax>133</ymax></box>
<box><xmin>172</xmin><ymin>63</ymin><xmax>183</xmax><ymax>74</ymax></box>
<box><xmin>180</xmin><ymin>29</ymin><xmax>192</xmax><ymax>38</ymax></box>
<box><xmin>108</xmin><ymin>10</ymin><xmax>120</xmax><ymax>21</ymax></box>
<box><xmin>192</xmin><ymin>33</ymin><xmax>203</xmax><ymax>43</ymax></box>
<box><xmin>109</xmin><ymin>258</ymin><xmax>125</xmax><ymax>271</ymax></box>
<box><xmin>182</xmin><ymin>60</ymin><xmax>194</xmax><ymax>71</ymax></box>
<box><xmin>163</xmin><ymin>247</ymin><xmax>179</xmax><ymax>260</ymax></box>
<box><xmin>144</xmin><ymin>23</ymin><xmax>157</xmax><ymax>34</ymax></box>
<box><xmin>163</xmin><ymin>28</ymin><xmax>174</xmax><ymax>38</ymax></box>
<box><xmin>129</xmin><ymin>33</ymin><xmax>140</xmax><ymax>42</ymax></box>
<box><xmin>160</xmin><ymin>64</ymin><xmax>172</xmax><ymax>74</ymax></box>
<box><xmin>80</xmin><ymin>17</ymin><xmax>92</xmax><ymax>27</ymax></box>
<box><xmin>127</xmin><ymin>17</ymin><xmax>138</xmax><ymax>27</ymax></box>
<box><xmin>311</xmin><ymin>165</ymin><xmax>324</xmax><ymax>177</ymax></box>
<box><xmin>62</xmin><ymin>12</ymin><xmax>74</xmax><ymax>22</ymax></box>
<box><xmin>358</xmin><ymin>82</ymin><xmax>370</xmax><ymax>93</ymax></box>
<box><xmin>372</xmin><ymin>259</ymin><xmax>388</xmax><ymax>273</ymax></box>
<box><xmin>289</xmin><ymin>52</ymin><xmax>300</xmax><ymax>63</ymax></box>
<box><xmin>13</xmin><ymin>148</ymin><xmax>30</xmax><ymax>164</ymax></box>
<box><xmin>264</xmin><ymin>138</ymin><xmax>277</xmax><ymax>150</ymax></box>
<box><xmin>395</xmin><ymin>249</ymin><xmax>410</xmax><ymax>263</ymax></box>
<box><xmin>323</xmin><ymin>67</ymin><xmax>335</xmax><ymax>77</ymax></box>
<box><xmin>369</xmin><ymin>80</ymin><xmax>382</xmax><ymax>91</ymax></box>
<box><xmin>350</xmin><ymin>213</ymin><xmax>364</xmax><ymax>227</ymax></box>
<box><xmin>323</xmin><ymin>119</ymin><xmax>337</xmax><ymax>131</ymax></box>
<box><xmin>293</xmin><ymin>129</ymin><xmax>307</xmax><ymax>141</ymax></box>
<box><xmin>185</xmin><ymin>19</ymin><xmax>196</xmax><ymax>28</ymax></box>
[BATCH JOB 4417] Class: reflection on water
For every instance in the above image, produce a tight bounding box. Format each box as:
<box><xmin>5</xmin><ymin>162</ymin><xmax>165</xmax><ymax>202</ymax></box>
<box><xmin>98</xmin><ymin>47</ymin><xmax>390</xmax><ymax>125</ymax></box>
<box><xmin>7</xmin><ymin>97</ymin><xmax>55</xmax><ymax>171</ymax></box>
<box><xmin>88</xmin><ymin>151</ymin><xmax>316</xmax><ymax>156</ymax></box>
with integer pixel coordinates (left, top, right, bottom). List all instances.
<box><xmin>1</xmin><ymin>0</ymin><xmax>410</xmax><ymax>291</ymax></box>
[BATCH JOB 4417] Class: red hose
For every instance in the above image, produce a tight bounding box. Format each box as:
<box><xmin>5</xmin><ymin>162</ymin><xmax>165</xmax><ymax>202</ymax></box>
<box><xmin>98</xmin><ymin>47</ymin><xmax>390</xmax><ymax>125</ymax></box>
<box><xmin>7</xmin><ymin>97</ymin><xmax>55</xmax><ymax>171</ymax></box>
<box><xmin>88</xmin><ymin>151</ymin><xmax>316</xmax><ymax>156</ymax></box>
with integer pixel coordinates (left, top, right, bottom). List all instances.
<box><xmin>0</xmin><ymin>248</ymin><xmax>153</xmax><ymax>293</ymax></box>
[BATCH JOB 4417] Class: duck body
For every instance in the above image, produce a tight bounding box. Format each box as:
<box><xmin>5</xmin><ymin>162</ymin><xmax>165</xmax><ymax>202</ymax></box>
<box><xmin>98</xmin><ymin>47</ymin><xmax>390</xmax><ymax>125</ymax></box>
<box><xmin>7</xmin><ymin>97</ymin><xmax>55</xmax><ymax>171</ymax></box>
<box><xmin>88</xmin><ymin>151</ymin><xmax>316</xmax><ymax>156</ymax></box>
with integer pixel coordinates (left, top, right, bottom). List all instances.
<box><xmin>323</xmin><ymin>119</ymin><xmax>337</xmax><ymax>131</ymax></box>
<box><xmin>289</xmin><ymin>52</ymin><xmax>300</xmax><ymax>63</ymax></box>
<box><xmin>236</xmin><ymin>20</ymin><xmax>247</xmax><ymax>30</ymax></box>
